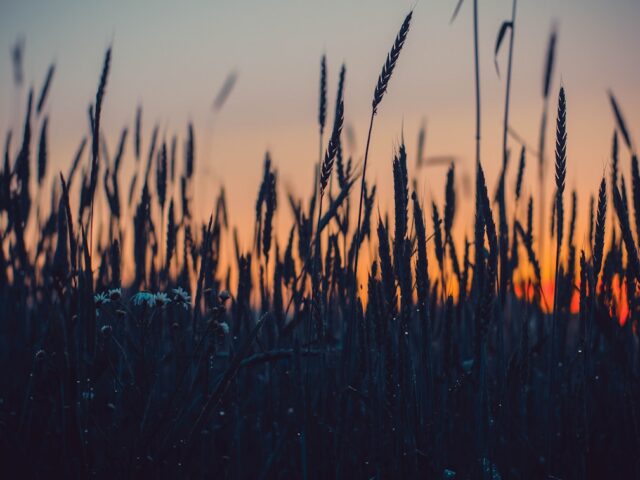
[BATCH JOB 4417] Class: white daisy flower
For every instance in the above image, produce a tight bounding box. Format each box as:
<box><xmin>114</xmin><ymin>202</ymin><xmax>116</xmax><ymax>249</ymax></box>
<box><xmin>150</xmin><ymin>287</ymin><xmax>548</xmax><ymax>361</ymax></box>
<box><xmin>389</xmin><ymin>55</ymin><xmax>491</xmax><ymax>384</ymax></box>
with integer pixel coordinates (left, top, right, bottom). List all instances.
<box><xmin>172</xmin><ymin>287</ymin><xmax>191</xmax><ymax>310</ymax></box>
<box><xmin>132</xmin><ymin>292</ymin><xmax>156</xmax><ymax>308</ymax></box>
<box><xmin>94</xmin><ymin>292</ymin><xmax>109</xmax><ymax>306</ymax></box>
<box><xmin>107</xmin><ymin>288</ymin><xmax>122</xmax><ymax>301</ymax></box>
<box><xmin>154</xmin><ymin>292</ymin><xmax>170</xmax><ymax>307</ymax></box>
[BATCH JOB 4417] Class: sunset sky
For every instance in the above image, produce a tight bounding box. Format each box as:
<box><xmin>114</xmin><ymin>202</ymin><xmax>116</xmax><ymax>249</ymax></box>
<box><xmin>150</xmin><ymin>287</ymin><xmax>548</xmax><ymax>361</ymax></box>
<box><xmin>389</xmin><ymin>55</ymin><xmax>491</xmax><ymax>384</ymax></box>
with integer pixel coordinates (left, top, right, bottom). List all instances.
<box><xmin>1</xmin><ymin>0</ymin><xmax>640</xmax><ymax>267</ymax></box>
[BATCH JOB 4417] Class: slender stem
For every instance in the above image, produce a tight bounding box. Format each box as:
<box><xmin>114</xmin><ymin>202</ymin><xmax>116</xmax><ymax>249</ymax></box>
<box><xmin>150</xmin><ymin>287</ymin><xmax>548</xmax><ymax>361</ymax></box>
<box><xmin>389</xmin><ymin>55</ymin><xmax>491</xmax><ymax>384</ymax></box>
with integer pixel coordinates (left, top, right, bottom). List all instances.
<box><xmin>550</xmin><ymin>235</ymin><xmax>561</xmax><ymax>372</ymax></box>
<box><xmin>312</xmin><ymin>193</ymin><xmax>325</xmax><ymax>341</ymax></box>
<box><xmin>539</xmin><ymin>104</ymin><xmax>549</xmax><ymax>273</ymax></box>
<box><xmin>265</xmin><ymin>256</ymin><xmax>269</xmax><ymax>305</ymax></box>
<box><xmin>160</xmin><ymin>207</ymin><xmax>165</xmax><ymax>281</ymax></box>
<box><xmin>305</xmin><ymin>128</ymin><xmax>323</xmax><ymax>343</ymax></box>
<box><xmin>351</xmin><ymin>110</ymin><xmax>376</xmax><ymax>305</ymax></box>
<box><xmin>320</xmin><ymin>127</ymin><xmax>324</xmax><ymax>165</ymax></box>
<box><xmin>547</xmin><ymin>230</ymin><xmax>561</xmax><ymax>466</ymax></box>
<box><xmin>472</xmin><ymin>0</ymin><xmax>487</xmax><ymax>461</ymax></box>
<box><xmin>89</xmin><ymin>196</ymin><xmax>95</xmax><ymax>257</ymax></box>
<box><xmin>501</xmin><ymin>0</ymin><xmax>517</xmax><ymax>168</ymax></box>
<box><xmin>498</xmin><ymin>0</ymin><xmax>517</xmax><ymax>392</ymax></box>
<box><xmin>473</xmin><ymin>0</ymin><xmax>481</xmax><ymax>169</ymax></box>
<box><xmin>314</xmin><ymin>130</ymin><xmax>323</xmax><ymax>219</ymax></box>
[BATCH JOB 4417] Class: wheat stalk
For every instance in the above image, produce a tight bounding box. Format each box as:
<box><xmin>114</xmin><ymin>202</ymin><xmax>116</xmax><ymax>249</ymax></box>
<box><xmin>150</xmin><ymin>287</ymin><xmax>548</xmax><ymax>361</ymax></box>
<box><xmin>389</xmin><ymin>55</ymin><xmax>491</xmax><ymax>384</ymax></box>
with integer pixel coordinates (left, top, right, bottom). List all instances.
<box><xmin>352</xmin><ymin>10</ymin><xmax>412</xmax><ymax>307</ymax></box>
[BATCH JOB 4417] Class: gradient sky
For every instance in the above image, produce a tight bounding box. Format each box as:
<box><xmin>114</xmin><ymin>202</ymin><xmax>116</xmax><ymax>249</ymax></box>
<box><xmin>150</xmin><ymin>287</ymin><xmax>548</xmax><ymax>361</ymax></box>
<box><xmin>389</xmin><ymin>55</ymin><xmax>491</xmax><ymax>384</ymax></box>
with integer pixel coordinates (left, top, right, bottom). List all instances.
<box><xmin>1</xmin><ymin>0</ymin><xmax>640</xmax><ymax>261</ymax></box>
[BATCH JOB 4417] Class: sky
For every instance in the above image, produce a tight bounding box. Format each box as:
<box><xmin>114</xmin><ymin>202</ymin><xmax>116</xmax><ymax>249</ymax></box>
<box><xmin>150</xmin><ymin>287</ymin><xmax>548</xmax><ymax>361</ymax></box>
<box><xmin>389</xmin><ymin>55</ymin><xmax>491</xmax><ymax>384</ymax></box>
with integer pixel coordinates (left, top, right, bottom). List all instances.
<box><xmin>1</xmin><ymin>0</ymin><xmax>640</xmax><ymax>267</ymax></box>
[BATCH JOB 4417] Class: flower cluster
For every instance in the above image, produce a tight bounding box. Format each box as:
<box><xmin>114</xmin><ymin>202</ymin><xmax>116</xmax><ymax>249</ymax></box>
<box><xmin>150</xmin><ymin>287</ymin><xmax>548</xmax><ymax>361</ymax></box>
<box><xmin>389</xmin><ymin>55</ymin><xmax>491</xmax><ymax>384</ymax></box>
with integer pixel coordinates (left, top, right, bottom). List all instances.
<box><xmin>130</xmin><ymin>290</ymin><xmax>191</xmax><ymax>310</ymax></box>
<box><xmin>94</xmin><ymin>288</ymin><xmax>122</xmax><ymax>307</ymax></box>
<box><xmin>93</xmin><ymin>288</ymin><xmax>192</xmax><ymax>313</ymax></box>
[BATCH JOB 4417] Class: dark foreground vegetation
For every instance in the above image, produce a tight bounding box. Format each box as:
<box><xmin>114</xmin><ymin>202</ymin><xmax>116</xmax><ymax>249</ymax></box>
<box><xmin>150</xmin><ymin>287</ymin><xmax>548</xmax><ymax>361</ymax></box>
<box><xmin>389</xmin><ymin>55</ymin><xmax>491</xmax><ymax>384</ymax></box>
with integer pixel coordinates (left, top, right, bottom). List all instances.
<box><xmin>1</xmin><ymin>6</ymin><xmax>639</xmax><ymax>479</ymax></box>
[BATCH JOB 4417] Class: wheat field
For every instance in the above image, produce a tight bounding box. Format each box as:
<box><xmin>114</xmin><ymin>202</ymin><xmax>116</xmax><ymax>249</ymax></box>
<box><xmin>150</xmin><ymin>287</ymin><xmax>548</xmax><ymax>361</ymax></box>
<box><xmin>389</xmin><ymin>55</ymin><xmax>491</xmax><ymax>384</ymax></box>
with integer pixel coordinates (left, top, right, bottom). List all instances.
<box><xmin>0</xmin><ymin>4</ymin><xmax>639</xmax><ymax>479</ymax></box>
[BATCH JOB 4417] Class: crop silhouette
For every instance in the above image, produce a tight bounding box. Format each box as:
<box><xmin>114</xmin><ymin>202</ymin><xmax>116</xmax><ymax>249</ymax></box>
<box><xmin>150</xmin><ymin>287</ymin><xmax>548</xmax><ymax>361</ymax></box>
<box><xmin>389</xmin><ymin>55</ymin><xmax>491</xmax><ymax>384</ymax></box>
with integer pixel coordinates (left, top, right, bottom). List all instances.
<box><xmin>0</xmin><ymin>7</ymin><xmax>639</xmax><ymax>480</ymax></box>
